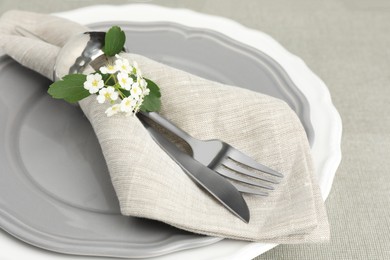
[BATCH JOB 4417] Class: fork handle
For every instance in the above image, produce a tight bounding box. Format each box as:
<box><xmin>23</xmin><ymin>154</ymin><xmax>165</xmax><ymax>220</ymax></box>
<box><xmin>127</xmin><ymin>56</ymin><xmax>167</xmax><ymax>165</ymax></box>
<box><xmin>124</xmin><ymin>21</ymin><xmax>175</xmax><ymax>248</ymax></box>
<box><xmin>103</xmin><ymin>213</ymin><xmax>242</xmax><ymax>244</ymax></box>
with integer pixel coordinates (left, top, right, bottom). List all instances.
<box><xmin>139</xmin><ymin>111</ymin><xmax>198</xmax><ymax>147</ymax></box>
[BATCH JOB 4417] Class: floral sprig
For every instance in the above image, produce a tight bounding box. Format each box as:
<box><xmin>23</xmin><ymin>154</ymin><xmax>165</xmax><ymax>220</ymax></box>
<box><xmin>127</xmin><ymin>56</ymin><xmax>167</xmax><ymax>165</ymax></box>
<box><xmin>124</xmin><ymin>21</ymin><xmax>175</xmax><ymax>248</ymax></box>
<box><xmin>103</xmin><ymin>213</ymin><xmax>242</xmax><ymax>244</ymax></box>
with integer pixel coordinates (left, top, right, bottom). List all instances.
<box><xmin>48</xmin><ymin>26</ymin><xmax>161</xmax><ymax>116</ymax></box>
<box><xmin>83</xmin><ymin>55</ymin><xmax>152</xmax><ymax>116</ymax></box>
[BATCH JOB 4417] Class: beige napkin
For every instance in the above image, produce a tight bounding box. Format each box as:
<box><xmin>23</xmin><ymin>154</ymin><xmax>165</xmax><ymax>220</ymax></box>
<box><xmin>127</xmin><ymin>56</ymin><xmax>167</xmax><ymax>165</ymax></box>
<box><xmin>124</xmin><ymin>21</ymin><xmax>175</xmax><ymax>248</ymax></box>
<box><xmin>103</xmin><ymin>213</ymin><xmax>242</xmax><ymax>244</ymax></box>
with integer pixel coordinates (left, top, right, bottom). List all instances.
<box><xmin>0</xmin><ymin>10</ymin><xmax>329</xmax><ymax>243</ymax></box>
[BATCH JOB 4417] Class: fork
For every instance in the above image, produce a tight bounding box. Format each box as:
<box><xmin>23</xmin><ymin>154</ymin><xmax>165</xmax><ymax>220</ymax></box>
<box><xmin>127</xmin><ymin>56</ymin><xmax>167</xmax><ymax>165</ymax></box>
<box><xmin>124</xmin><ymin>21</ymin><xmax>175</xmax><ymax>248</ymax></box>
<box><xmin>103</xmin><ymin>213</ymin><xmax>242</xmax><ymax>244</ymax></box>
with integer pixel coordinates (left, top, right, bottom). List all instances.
<box><xmin>138</xmin><ymin>112</ymin><xmax>284</xmax><ymax>196</ymax></box>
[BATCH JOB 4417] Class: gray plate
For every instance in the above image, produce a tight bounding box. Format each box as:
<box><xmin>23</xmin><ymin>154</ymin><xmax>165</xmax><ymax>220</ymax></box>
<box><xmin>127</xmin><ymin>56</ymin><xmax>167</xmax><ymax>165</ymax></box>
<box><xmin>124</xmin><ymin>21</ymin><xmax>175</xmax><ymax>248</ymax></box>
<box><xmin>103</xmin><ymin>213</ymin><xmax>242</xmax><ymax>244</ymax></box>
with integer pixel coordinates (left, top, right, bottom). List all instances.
<box><xmin>0</xmin><ymin>22</ymin><xmax>313</xmax><ymax>258</ymax></box>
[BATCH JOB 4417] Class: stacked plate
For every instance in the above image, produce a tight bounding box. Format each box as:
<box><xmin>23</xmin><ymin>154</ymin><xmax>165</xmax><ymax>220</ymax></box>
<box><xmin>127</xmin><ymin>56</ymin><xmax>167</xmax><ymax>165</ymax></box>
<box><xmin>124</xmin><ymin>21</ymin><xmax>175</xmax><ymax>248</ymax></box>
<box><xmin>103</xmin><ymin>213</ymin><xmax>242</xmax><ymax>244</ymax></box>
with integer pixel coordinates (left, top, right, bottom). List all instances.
<box><xmin>0</xmin><ymin>4</ymin><xmax>342</xmax><ymax>260</ymax></box>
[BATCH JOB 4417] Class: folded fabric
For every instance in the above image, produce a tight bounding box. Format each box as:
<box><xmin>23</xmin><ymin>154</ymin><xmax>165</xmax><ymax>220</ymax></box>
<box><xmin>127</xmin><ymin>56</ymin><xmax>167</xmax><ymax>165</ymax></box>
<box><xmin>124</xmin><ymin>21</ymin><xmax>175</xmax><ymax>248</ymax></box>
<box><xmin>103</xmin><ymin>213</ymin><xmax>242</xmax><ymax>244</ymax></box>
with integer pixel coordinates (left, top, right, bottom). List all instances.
<box><xmin>0</xmin><ymin>10</ymin><xmax>329</xmax><ymax>242</ymax></box>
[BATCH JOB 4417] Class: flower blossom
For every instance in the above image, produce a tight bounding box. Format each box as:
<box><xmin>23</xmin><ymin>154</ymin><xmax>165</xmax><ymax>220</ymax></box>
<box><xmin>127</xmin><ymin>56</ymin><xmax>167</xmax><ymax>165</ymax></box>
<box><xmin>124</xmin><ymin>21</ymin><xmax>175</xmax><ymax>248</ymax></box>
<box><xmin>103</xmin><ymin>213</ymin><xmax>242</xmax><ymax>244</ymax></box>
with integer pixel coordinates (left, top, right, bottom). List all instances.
<box><xmin>83</xmin><ymin>73</ymin><xmax>104</xmax><ymax>94</ymax></box>
<box><xmin>132</xmin><ymin>61</ymin><xmax>142</xmax><ymax>77</ymax></box>
<box><xmin>115</xmin><ymin>56</ymin><xmax>133</xmax><ymax>74</ymax></box>
<box><xmin>139</xmin><ymin>78</ymin><xmax>150</xmax><ymax>95</ymax></box>
<box><xmin>97</xmin><ymin>86</ymin><xmax>119</xmax><ymax>104</ymax></box>
<box><xmin>100</xmin><ymin>63</ymin><xmax>117</xmax><ymax>74</ymax></box>
<box><xmin>120</xmin><ymin>97</ymin><xmax>137</xmax><ymax>115</ymax></box>
<box><xmin>105</xmin><ymin>104</ymin><xmax>121</xmax><ymax>117</ymax></box>
<box><xmin>117</xmin><ymin>72</ymin><xmax>133</xmax><ymax>90</ymax></box>
<box><xmin>130</xmin><ymin>82</ymin><xmax>142</xmax><ymax>100</ymax></box>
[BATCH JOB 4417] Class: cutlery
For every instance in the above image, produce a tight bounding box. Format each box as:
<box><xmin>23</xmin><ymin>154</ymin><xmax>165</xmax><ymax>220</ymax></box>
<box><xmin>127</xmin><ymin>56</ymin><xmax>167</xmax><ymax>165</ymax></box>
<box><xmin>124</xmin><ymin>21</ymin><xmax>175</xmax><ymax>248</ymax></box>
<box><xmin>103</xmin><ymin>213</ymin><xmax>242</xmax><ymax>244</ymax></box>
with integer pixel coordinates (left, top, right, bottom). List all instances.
<box><xmin>139</xmin><ymin>112</ymin><xmax>283</xmax><ymax>196</ymax></box>
<box><xmin>140</xmin><ymin>118</ymin><xmax>250</xmax><ymax>223</ymax></box>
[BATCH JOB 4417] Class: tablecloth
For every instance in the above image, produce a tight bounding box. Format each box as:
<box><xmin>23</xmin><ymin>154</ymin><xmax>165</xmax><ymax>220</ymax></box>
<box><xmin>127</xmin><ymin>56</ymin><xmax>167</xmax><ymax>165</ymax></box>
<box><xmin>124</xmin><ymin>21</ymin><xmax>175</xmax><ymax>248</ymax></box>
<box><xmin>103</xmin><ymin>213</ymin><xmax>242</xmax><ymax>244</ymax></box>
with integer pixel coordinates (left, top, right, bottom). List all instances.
<box><xmin>1</xmin><ymin>0</ymin><xmax>389</xmax><ymax>259</ymax></box>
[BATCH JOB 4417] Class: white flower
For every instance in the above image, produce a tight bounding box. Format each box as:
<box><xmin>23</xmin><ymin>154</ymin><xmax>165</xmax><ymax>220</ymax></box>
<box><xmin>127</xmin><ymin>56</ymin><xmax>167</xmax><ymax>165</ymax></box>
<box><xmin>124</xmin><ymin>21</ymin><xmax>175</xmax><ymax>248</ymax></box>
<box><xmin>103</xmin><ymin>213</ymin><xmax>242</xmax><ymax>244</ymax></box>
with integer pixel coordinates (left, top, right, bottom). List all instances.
<box><xmin>139</xmin><ymin>78</ymin><xmax>150</xmax><ymax>95</ymax></box>
<box><xmin>133</xmin><ymin>98</ymin><xmax>143</xmax><ymax>114</ymax></box>
<box><xmin>100</xmin><ymin>63</ymin><xmax>117</xmax><ymax>74</ymax></box>
<box><xmin>117</xmin><ymin>72</ymin><xmax>133</xmax><ymax>90</ymax></box>
<box><xmin>96</xmin><ymin>86</ymin><xmax>119</xmax><ymax>104</ymax></box>
<box><xmin>130</xmin><ymin>82</ymin><xmax>143</xmax><ymax>100</ymax></box>
<box><xmin>133</xmin><ymin>61</ymin><xmax>142</xmax><ymax>77</ymax></box>
<box><xmin>120</xmin><ymin>97</ymin><xmax>137</xmax><ymax>114</ymax></box>
<box><xmin>143</xmin><ymin>88</ymin><xmax>150</xmax><ymax>96</ymax></box>
<box><xmin>139</xmin><ymin>78</ymin><xmax>147</xmax><ymax>87</ymax></box>
<box><xmin>115</xmin><ymin>57</ymin><xmax>133</xmax><ymax>74</ymax></box>
<box><xmin>105</xmin><ymin>104</ymin><xmax>120</xmax><ymax>117</ymax></box>
<box><xmin>83</xmin><ymin>73</ymin><xmax>104</xmax><ymax>94</ymax></box>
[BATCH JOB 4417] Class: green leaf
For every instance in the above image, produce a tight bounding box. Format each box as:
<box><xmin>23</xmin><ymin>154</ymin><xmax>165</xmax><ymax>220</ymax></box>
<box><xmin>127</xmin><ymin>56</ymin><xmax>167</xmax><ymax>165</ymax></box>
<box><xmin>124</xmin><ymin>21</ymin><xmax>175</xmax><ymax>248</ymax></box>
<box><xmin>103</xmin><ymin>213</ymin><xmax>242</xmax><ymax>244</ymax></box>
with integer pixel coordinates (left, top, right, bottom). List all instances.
<box><xmin>103</xmin><ymin>26</ymin><xmax>126</xmax><ymax>57</ymax></box>
<box><xmin>140</xmin><ymin>78</ymin><xmax>161</xmax><ymax>112</ymax></box>
<box><xmin>140</xmin><ymin>95</ymin><xmax>161</xmax><ymax>112</ymax></box>
<box><xmin>48</xmin><ymin>74</ymin><xmax>89</xmax><ymax>103</ymax></box>
<box><xmin>121</xmin><ymin>88</ymin><xmax>130</xmax><ymax>97</ymax></box>
<box><xmin>145</xmin><ymin>78</ymin><xmax>161</xmax><ymax>98</ymax></box>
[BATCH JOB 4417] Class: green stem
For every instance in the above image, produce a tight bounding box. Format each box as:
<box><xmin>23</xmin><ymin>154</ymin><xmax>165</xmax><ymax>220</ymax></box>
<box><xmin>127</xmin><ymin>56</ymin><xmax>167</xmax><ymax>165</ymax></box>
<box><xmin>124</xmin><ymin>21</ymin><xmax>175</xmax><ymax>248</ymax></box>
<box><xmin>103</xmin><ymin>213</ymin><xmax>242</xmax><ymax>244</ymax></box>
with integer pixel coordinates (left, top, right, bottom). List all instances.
<box><xmin>114</xmin><ymin>84</ymin><xmax>126</xmax><ymax>99</ymax></box>
<box><xmin>105</xmin><ymin>74</ymin><xmax>115</xmax><ymax>85</ymax></box>
<box><xmin>104</xmin><ymin>73</ymin><xmax>126</xmax><ymax>100</ymax></box>
<box><xmin>118</xmin><ymin>90</ymin><xmax>126</xmax><ymax>99</ymax></box>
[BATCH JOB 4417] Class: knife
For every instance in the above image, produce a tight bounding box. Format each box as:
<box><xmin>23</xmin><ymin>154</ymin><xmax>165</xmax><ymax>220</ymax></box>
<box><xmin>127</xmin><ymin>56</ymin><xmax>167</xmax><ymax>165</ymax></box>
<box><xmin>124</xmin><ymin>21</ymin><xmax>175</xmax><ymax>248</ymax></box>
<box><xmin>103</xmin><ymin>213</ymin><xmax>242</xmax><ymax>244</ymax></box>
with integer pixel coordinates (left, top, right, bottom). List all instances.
<box><xmin>139</xmin><ymin>118</ymin><xmax>250</xmax><ymax>223</ymax></box>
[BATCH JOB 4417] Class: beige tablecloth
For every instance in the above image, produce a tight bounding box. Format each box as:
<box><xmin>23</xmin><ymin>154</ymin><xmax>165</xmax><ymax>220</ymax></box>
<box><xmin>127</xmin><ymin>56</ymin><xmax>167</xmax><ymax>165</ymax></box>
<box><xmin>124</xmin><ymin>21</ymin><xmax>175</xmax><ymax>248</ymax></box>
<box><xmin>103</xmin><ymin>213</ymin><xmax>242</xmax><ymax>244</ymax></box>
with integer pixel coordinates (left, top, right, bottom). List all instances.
<box><xmin>1</xmin><ymin>0</ymin><xmax>389</xmax><ymax>259</ymax></box>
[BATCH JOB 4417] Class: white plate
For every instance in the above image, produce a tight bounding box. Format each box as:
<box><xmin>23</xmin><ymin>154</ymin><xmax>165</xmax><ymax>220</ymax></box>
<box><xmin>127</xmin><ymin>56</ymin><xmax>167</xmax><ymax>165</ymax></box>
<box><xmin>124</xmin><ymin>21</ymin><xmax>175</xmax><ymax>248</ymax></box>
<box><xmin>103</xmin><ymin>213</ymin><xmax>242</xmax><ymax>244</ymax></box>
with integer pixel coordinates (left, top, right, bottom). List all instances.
<box><xmin>0</xmin><ymin>4</ymin><xmax>342</xmax><ymax>260</ymax></box>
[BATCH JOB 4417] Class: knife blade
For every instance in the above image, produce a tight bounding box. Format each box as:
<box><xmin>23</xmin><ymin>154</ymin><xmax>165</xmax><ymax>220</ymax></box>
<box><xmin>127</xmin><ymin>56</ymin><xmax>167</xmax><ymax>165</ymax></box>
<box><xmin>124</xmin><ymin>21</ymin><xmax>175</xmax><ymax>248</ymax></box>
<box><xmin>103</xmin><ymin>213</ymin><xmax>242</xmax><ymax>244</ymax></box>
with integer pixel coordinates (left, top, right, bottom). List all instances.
<box><xmin>139</xmin><ymin>118</ymin><xmax>250</xmax><ymax>223</ymax></box>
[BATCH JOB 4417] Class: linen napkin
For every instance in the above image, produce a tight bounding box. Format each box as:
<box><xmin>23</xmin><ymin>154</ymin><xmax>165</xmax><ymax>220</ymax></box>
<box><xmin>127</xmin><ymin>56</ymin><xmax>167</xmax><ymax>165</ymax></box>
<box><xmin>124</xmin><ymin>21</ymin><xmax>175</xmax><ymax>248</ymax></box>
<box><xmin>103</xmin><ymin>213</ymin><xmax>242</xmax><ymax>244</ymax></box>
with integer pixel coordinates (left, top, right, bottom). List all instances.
<box><xmin>0</xmin><ymin>10</ymin><xmax>329</xmax><ymax>243</ymax></box>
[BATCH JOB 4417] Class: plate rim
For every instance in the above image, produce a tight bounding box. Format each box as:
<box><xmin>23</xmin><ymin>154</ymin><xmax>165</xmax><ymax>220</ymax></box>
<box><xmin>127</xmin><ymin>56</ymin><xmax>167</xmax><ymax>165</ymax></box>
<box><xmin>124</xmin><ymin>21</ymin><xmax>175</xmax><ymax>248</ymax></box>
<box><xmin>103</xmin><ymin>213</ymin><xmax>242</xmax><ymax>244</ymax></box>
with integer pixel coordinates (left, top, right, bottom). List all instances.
<box><xmin>0</xmin><ymin>4</ymin><xmax>342</xmax><ymax>260</ymax></box>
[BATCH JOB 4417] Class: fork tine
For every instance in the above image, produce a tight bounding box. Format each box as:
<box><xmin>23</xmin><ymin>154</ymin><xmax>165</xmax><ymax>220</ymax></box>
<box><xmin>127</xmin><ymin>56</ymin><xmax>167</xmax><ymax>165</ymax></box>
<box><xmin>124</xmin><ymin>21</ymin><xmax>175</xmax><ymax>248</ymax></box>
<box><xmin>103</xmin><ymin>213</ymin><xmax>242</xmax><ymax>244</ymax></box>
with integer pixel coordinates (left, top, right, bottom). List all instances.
<box><xmin>231</xmin><ymin>183</ymin><xmax>269</xmax><ymax>196</ymax></box>
<box><xmin>222</xmin><ymin>160</ymin><xmax>281</xmax><ymax>184</ymax></box>
<box><xmin>227</xmin><ymin>149</ymin><xmax>284</xmax><ymax>178</ymax></box>
<box><xmin>216</xmin><ymin>168</ymin><xmax>274</xmax><ymax>190</ymax></box>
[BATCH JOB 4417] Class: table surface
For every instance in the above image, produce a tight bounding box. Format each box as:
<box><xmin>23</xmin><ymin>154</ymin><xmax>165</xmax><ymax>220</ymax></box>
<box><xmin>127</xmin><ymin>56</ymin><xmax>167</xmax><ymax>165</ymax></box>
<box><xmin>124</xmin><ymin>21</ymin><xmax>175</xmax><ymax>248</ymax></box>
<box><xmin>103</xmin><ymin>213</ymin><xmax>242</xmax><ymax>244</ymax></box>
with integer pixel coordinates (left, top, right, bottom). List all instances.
<box><xmin>1</xmin><ymin>0</ymin><xmax>389</xmax><ymax>260</ymax></box>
